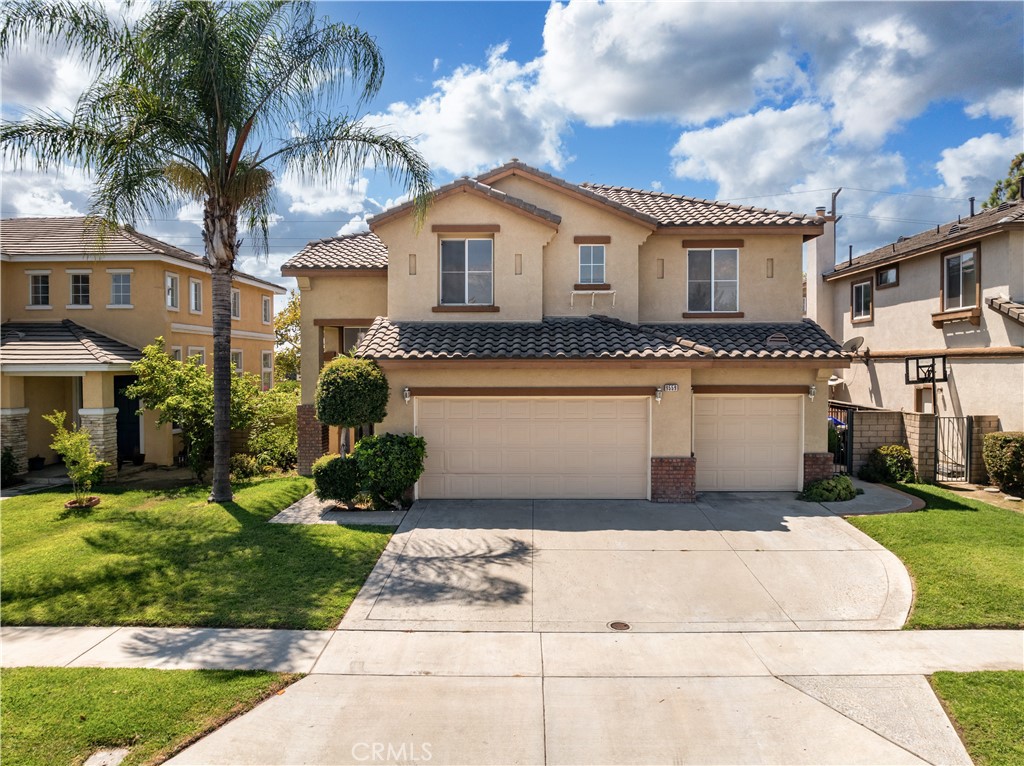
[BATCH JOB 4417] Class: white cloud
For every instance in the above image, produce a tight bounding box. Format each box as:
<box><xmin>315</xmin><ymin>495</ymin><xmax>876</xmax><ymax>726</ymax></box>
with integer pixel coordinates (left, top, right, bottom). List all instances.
<box><xmin>936</xmin><ymin>133</ymin><xmax>1022</xmax><ymax>198</ymax></box>
<box><xmin>432</xmin><ymin>57</ymin><xmax>441</xmax><ymax>73</ymax></box>
<box><xmin>337</xmin><ymin>215</ymin><xmax>370</xmax><ymax>236</ymax></box>
<box><xmin>965</xmin><ymin>87</ymin><xmax>1024</xmax><ymax>130</ymax></box>
<box><xmin>0</xmin><ymin>162</ymin><xmax>94</xmax><ymax>217</ymax></box>
<box><xmin>277</xmin><ymin>172</ymin><xmax>370</xmax><ymax>216</ymax></box>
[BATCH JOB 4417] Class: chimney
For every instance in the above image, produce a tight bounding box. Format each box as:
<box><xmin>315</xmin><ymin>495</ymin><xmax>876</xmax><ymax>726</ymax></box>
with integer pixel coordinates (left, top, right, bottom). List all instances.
<box><xmin>804</xmin><ymin>204</ymin><xmax>837</xmax><ymax>336</ymax></box>
<box><xmin>815</xmin><ymin>206</ymin><xmax>827</xmax><ymax>217</ymax></box>
<box><xmin>848</xmin><ymin>244</ymin><xmax>853</xmax><ymax>266</ymax></box>
<box><xmin>969</xmin><ymin>197</ymin><xmax>976</xmax><ymax>217</ymax></box>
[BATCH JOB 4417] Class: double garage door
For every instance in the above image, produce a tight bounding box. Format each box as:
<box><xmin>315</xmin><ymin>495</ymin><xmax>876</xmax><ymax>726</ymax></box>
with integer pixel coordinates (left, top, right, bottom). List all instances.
<box><xmin>416</xmin><ymin>397</ymin><xmax>649</xmax><ymax>499</ymax></box>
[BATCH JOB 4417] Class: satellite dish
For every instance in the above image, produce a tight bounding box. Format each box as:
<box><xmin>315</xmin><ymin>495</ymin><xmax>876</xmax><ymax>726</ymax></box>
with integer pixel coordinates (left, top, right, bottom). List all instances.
<box><xmin>842</xmin><ymin>336</ymin><xmax>865</xmax><ymax>353</ymax></box>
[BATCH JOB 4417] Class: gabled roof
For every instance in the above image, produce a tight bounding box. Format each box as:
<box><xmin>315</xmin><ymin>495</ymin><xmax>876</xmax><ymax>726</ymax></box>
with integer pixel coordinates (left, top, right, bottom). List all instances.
<box><xmin>824</xmin><ymin>200</ymin><xmax>1024</xmax><ymax>281</ymax></box>
<box><xmin>282</xmin><ymin>231</ymin><xmax>388</xmax><ymax>272</ymax></box>
<box><xmin>1</xmin><ymin>216</ymin><xmax>284</xmax><ymax>292</ymax></box>
<box><xmin>354</xmin><ymin>315</ymin><xmax>845</xmax><ymax>363</ymax></box>
<box><xmin>0</xmin><ymin>320</ymin><xmax>142</xmax><ymax>369</ymax></box>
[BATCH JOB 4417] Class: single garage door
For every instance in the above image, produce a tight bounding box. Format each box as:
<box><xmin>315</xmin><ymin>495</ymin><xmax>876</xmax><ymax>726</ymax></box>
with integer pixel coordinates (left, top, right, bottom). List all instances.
<box><xmin>694</xmin><ymin>395</ymin><xmax>802</xmax><ymax>491</ymax></box>
<box><xmin>415</xmin><ymin>397</ymin><xmax>649</xmax><ymax>499</ymax></box>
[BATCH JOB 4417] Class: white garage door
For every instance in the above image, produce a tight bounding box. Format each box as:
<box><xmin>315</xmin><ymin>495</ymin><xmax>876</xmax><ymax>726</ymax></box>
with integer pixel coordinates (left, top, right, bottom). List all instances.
<box><xmin>694</xmin><ymin>396</ymin><xmax>802</xmax><ymax>491</ymax></box>
<box><xmin>415</xmin><ymin>397</ymin><xmax>649</xmax><ymax>499</ymax></box>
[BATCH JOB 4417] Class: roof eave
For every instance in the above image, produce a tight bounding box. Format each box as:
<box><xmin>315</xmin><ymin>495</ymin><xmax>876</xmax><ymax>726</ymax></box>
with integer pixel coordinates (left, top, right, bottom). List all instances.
<box><xmin>280</xmin><ymin>266</ymin><xmax>387</xmax><ymax>278</ymax></box>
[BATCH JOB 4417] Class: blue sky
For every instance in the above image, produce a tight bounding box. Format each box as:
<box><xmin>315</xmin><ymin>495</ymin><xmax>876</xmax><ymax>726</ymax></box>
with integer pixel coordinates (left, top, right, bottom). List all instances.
<box><xmin>2</xmin><ymin>1</ymin><xmax>1021</xmax><ymax>297</ymax></box>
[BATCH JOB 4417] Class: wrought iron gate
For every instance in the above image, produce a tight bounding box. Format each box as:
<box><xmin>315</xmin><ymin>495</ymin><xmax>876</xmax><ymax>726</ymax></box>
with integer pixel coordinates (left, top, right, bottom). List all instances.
<box><xmin>828</xmin><ymin>404</ymin><xmax>855</xmax><ymax>475</ymax></box>
<box><xmin>936</xmin><ymin>416</ymin><xmax>972</xmax><ymax>482</ymax></box>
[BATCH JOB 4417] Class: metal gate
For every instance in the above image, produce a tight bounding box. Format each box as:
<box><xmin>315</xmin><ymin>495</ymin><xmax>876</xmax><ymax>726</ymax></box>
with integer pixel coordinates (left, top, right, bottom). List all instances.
<box><xmin>828</xmin><ymin>404</ymin><xmax>855</xmax><ymax>475</ymax></box>
<box><xmin>936</xmin><ymin>416</ymin><xmax>972</xmax><ymax>482</ymax></box>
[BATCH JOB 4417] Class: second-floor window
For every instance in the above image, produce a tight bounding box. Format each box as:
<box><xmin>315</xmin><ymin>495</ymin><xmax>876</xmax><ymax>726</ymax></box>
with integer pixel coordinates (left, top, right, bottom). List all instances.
<box><xmin>579</xmin><ymin>245</ymin><xmax>606</xmax><ymax>285</ymax></box>
<box><xmin>944</xmin><ymin>250</ymin><xmax>977</xmax><ymax>310</ymax></box>
<box><xmin>262</xmin><ymin>295</ymin><xmax>272</xmax><ymax>324</ymax></box>
<box><xmin>687</xmin><ymin>248</ymin><xmax>738</xmax><ymax>312</ymax></box>
<box><xmin>189</xmin><ymin>278</ymin><xmax>203</xmax><ymax>313</ymax></box>
<box><xmin>440</xmin><ymin>239</ymin><xmax>493</xmax><ymax>305</ymax></box>
<box><xmin>69</xmin><ymin>273</ymin><xmax>91</xmax><ymax>306</ymax></box>
<box><xmin>29</xmin><ymin>273</ymin><xmax>50</xmax><ymax>306</ymax></box>
<box><xmin>852</xmin><ymin>279</ymin><xmax>873</xmax><ymax>322</ymax></box>
<box><xmin>261</xmin><ymin>350</ymin><xmax>274</xmax><ymax>391</ymax></box>
<box><xmin>110</xmin><ymin>272</ymin><xmax>131</xmax><ymax>306</ymax></box>
<box><xmin>166</xmin><ymin>273</ymin><xmax>180</xmax><ymax>310</ymax></box>
<box><xmin>231</xmin><ymin>288</ymin><xmax>241</xmax><ymax>319</ymax></box>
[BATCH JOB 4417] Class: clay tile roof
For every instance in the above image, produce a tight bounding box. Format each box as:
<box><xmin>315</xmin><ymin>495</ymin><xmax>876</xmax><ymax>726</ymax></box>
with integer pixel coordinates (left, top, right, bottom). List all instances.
<box><xmin>825</xmin><ymin>200</ymin><xmax>1024</xmax><ymax>279</ymax></box>
<box><xmin>579</xmin><ymin>184</ymin><xmax>822</xmax><ymax>228</ymax></box>
<box><xmin>0</xmin><ymin>320</ymin><xmax>142</xmax><ymax>367</ymax></box>
<box><xmin>987</xmin><ymin>295</ymin><xmax>1024</xmax><ymax>326</ymax></box>
<box><xmin>354</xmin><ymin>316</ymin><xmax>704</xmax><ymax>361</ymax></box>
<box><xmin>0</xmin><ymin>216</ymin><xmax>282</xmax><ymax>290</ymax></box>
<box><xmin>639</xmin><ymin>319</ymin><xmax>845</xmax><ymax>360</ymax></box>
<box><xmin>282</xmin><ymin>231</ymin><xmax>388</xmax><ymax>271</ymax></box>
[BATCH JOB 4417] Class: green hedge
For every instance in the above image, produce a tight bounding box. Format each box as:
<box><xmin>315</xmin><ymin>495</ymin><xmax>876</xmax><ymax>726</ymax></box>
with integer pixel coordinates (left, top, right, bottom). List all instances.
<box><xmin>314</xmin><ymin>357</ymin><xmax>389</xmax><ymax>428</ymax></box>
<box><xmin>312</xmin><ymin>454</ymin><xmax>362</xmax><ymax>505</ymax></box>
<box><xmin>983</xmin><ymin>432</ymin><xmax>1024</xmax><ymax>494</ymax></box>
<box><xmin>353</xmin><ymin>433</ymin><xmax>427</xmax><ymax>509</ymax></box>
<box><xmin>858</xmin><ymin>444</ymin><xmax>915</xmax><ymax>483</ymax></box>
<box><xmin>798</xmin><ymin>474</ymin><xmax>859</xmax><ymax>502</ymax></box>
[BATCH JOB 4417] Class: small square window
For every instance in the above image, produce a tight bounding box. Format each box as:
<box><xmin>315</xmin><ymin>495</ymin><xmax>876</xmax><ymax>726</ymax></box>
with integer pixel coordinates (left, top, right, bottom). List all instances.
<box><xmin>110</xmin><ymin>273</ymin><xmax>132</xmax><ymax>305</ymax></box>
<box><xmin>231</xmin><ymin>288</ymin><xmax>241</xmax><ymax>319</ymax></box>
<box><xmin>29</xmin><ymin>274</ymin><xmax>50</xmax><ymax>306</ymax></box>
<box><xmin>187</xmin><ymin>346</ymin><xmax>206</xmax><ymax>365</ymax></box>
<box><xmin>439</xmin><ymin>239</ymin><xmax>493</xmax><ymax>305</ymax></box>
<box><xmin>579</xmin><ymin>245</ymin><xmax>606</xmax><ymax>285</ymax></box>
<box><xmin>852</xmin><ymin>280</ymin><xmax>873</xmax><ymax>322</ymax></box>
<box><xmin>170</xmin><ymin>346</ymin><xmax>183</xmax><ymax>362</ymax></box>
<box><xmin>876</xmin><ymin>266</ymin><xmax>898</xmax><ymax>289</ymax></box>
<box><xmin>687</xmin><ymin>249</ymin><xmax>738</xmax><ymax>312</ymax></box>
<box><xmin>70</xmin><ymin>273</ymin><xmax>91</xmax><ymax>306</ymax></box>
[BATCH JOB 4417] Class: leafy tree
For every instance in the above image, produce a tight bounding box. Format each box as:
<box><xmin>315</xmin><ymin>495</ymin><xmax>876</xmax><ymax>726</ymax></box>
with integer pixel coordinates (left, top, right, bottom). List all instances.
<box><xmin>984</xmin><ymin>153</ymin><xmax>1023</xmax><ymax>208</ymax></box>
<box><xmin>248</xmin><ymin>381</ymin><xmax>299</xmax><ymax>469</ymax></box>
<box><xmin>125</xmin><ymin>339</ymin><xmax>260</xmax><ymax>480</ymax></box>
<box><xmin>274</xmin><ymin>289</ymin><xmax>301</xmax><ymax>383</ymax></box>
<box><xmin>42</xmin><ymin>411</ymin><xmax>108</xmax><ymax>507</ymax></box>
<box><xmin>315</xmin><ymin>356</ymin><xmax>389</xmax><ymax>428</ymax></box>
<box><xmin>1</xmin><ymin>1</ymin><xmax>432</xmax><ymax>502</ymax></box>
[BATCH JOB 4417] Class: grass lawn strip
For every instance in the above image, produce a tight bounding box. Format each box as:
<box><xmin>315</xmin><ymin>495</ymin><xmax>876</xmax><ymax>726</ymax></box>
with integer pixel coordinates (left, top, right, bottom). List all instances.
<box><xmin>0</xmin><ymin>667</ymin><xmax>298</xmax><ymax>766</ymax></box>
<box><xmin>0</xmin><ymin>477</ymin><xmax>394</xmax><ymax>630</ymax></box>
<box><xmin>845</xmin><ymin>483</ymin><xmax>1024</xmax><ymax>629</ymax></box>
<box><xmin>931</xmin><ymin>671</ymin><xmax>1024</xmax><ymax>766</ymax></box>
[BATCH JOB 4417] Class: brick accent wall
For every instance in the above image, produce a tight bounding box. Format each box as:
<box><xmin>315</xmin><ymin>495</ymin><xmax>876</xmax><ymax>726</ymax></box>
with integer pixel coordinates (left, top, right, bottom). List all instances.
<box><xmin>903</xmin><ymin>412</ymin><xmax>936</xmax><ymax>482</ymax></box>
<box><xmin>803</xmin><ymin>452</ymin><xmax>834</xmax><ymax>485</ymax></box>
<box><xmin>1</xmin><ymin>409</ymin><xmax>29</xmax><ymax>474</ymax></box>
<box><xmin>651</xmin><ymin>457</ymin><xmax>696</xmax><ymax>502</ymax></box>
<box><xmin>78</xmin><ymin>410</ymin><xmax>119</xmax><ymax>481</ymax></box>
<box><xmin>297</xmin><ymin>404</ymin><xmax>328</xmax><ymax>475</ymax></box>
<box><xmin>970</xmin><ymin>415</ymin><xmax>1002</xmax><ymax>484</ymax></box>
<box><xmin>851</xmin><ymin>410</ymin><xmax>907</xmax><ymax>474</ymax></box>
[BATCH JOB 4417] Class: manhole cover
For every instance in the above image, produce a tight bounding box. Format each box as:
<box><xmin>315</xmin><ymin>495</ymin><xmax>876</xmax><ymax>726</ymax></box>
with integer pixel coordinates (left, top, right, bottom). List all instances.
<box><xmin>608</xmin><ymin>621</ymin><xmax>631</xmax><ymax>631</ymax></box>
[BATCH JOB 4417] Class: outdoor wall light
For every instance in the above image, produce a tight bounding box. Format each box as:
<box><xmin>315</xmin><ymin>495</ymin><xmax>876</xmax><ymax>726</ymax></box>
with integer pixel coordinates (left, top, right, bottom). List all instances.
<box><xmin>403</xmin><ymin>387</ymin><xmax>411</xmax><ymax>404</ymax></box>
<box><xmin>808</xmin><ymin>385</ymin><xmax>817</xmax><ymax>401</ymax></box>
<box><xmin>655</xmin><ymin>387</ymin><xmax>663</xmax><ymax>404</ymax></box>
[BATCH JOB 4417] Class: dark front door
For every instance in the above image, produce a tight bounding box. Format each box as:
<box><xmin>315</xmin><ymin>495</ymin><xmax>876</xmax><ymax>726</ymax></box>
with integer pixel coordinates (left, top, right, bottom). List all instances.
<box><xmin>114</xmin><ymin>375</ymin><xmax>141</xmax><ymax>464</ymax></box>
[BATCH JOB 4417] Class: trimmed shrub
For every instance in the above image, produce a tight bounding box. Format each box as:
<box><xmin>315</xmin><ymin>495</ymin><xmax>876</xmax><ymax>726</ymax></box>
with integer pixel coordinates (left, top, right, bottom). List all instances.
<box><xmin>1</xmin><ymin>446</ymin><xmax>18</xmax><ymax>487</ymax></box>
<box><xmin>249</xmin><ymin>384</ymin><xmax>299</xmax><ymax>470</ymax></box>
<box><xmin>312</xmin><ymin>453</ymin><xmax>361</xmax><ymax>505</ymax></box>
<box><xmin>858</xmin><ymin>444</ymin><xmax>915</xmax><ymax>483</ymax></box>
<box><xmin>798</xmin><ymin>474</ymin><xmax>859</xmax><ymax>502</ymax></box>
<box><xmin>983</xmin><ymin>432</ymin><xmax>1024</xmax><ymax>494</ymax></box>
<box><xmin>315</xmin><ymin>357</ymin><xmax>389</xmax><ymax>427</ymax></box>
<box><xmin>229</xmin><ymin>453</ymin><xmax>261</xmax><ymax>480</ymax></box>
<box><xmin>352</xmin><ymin>433</ymin><xmax>427</xmax><ymax>509</ymax></box>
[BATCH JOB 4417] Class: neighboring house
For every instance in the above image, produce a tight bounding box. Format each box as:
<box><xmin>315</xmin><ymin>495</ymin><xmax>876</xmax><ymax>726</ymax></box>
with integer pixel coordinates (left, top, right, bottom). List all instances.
<box><xmin>806</xmin><ymin>201</ymin><xmax>1024</xmax><ymax>432</ymax></box>
<box><xmin>1</xmin><ymin>217</ymin><xmax>285</xmax><ymax>476</ymax></box>
<box><xmin>282</xmin><ymin>161</ymin><xmax>847</xmax><ymax>501</ymax></box>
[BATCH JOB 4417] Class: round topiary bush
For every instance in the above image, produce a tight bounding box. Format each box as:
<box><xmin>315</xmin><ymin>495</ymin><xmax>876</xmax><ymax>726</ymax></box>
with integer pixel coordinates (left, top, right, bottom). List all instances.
<box><xmin>858</xmin><ymin>444</ymin><xmax>915</xmax><ymax>483</ymax></box>
<box><xmin>352</xmin><ymin>433</ymin><xmax>427</xmax><ymax>509</ymax></box>
<box><xmin>312</xmin><ymin>453</ymin><xmax>362</xmax><ymax>505</ymax></box>
<box><xmin>982</xmin><ymin>432</ymin><xmax>1024</xmax><ymax>494</ymax></box>
<box><xmin>315</xmin><ymin>357</ymin><xmax>389</xmax><ymax>427</ymax></box>
<box><xmin>798</xmin><ymin>474</ymin><xmax>859</xmax><ymax>502</ymax></box>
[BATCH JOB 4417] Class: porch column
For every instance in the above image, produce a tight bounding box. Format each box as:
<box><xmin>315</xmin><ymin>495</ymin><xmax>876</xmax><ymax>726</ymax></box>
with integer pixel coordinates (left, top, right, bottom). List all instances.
<box><xmin>80</xmin><ymin>371</ymin><xmax>118</xmax><ymax>480</ymax></box>
<box><xmin>0</xmin><ymin>374</ymin><xmax>29</xmax><ymax>474</ymax></box>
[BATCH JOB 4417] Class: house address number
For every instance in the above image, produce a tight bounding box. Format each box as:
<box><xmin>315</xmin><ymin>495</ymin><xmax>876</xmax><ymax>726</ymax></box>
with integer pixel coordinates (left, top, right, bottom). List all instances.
<box><xmin>663</xmin><ymin>383</ymin><xmax>680</xmax><ymax>392</ymax></box>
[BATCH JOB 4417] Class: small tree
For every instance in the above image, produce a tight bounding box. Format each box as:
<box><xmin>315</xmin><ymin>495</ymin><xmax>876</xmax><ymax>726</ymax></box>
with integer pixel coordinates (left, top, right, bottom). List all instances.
<box><xmin>984</xmin><ymin>153</ymin><xmax>1024</xmax><ymax>208</ymax></box>
<box><xmin>43</xmin><ymin>410</ymin><xmax>108</xmax><ymax>507</ymax></box>
<box><xmin>249</xmin><ymin>381</ymin><xmax>299</xmax><ymax>470</ymax></box>
<box><xmin>315</xmin><ymin>357</ymin><xmax>389</xmax><ymax>428</ymax></box>
<box><xmin>125</xmin><ymin>339</ymin><xmax>260</xmax><ymax>481</ymax></box>
<box><xmin>274</xmin><ymin>290</ymin><xmax>301</xmax><ymax>383</ymax></box>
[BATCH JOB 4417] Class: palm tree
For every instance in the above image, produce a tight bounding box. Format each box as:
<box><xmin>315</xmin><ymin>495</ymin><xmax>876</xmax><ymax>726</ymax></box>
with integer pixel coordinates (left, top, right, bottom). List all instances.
<box><xmin>1</xmin><ymin>0</ymin><xmax>431</xmax><ymax>502</ymax></box>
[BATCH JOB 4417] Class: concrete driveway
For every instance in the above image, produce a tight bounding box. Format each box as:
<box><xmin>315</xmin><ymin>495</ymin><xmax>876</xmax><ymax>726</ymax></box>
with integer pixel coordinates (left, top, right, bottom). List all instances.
<box><xmin>340</xmin><ymin>493</ymin><xmax>912</xmax><ymax>633</ymax></box>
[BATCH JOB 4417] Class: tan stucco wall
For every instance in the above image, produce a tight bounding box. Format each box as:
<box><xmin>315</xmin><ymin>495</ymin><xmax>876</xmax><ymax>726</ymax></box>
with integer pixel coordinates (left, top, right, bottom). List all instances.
<box><xmin>24</xmin><ymin>377</ymin><xmax>74</xmax><ymax>464</ymax></box>
<box><xmin>639</xmin><ymin>233</ymin><xmax>806</xmax><ymax>323</ymax></box>
<box><xmin>143</xmin><ymin>409</ymin><xmax>176</xmax><ymax>466</ymax></box>
<box><xmin>375</xmin><ymin>191</ymin><xmax>557</xmax><ymax>323</ymax></box>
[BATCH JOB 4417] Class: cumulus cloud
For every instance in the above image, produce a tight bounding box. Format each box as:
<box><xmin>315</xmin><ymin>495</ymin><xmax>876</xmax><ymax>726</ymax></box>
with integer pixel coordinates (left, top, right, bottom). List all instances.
<box><xmin>1</xmin><ymin>162</ymin><xmax>94</xmax><ymax>217</ymax></box>
<box><xmin>936</xmin><ymin>133</ymin><xmax>1022</xmax><ymax>198</ymax></box>
<box><xmin>337</xmin><ymin>215</ymin><xmax>370</xmax><ymax>236</ymax></box>
<box><xmin>277</xmin><ymin>172</ymin><xmax>370</xmax><ymax>216</ymax></box>
<box><xmin>965</xmin><ymin>87</ymin><xmax>1024</xmax><ymax>130</ymax></box>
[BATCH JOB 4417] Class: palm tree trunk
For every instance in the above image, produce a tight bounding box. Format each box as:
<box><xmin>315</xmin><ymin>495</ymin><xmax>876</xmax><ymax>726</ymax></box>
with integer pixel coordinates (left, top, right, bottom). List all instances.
<box><xmin>205</xmin><ymin>199</ymin><xmax>237</xmax><ymax>503</ymax></box>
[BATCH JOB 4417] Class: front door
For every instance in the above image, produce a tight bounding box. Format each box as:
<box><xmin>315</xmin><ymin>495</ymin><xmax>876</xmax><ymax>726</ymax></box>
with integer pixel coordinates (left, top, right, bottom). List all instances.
<box><xmin>114</xmin><ymin>375</ymin><xmax>141</xmax><ymax>464</ymax></box>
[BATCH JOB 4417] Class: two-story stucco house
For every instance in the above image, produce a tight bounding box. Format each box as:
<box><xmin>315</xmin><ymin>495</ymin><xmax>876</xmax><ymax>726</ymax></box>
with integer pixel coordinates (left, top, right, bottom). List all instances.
<box><xmin>806</xmin><ymin>200</ymin><xmax>1024</xmax><ymax>432</ymax></box>
<box><xmin>283</xmin><ymin>162</ymin><xmax>847</xmax><ymax>501</ymax></box>
<box><xmin>1</xmin><ymin>216</ymin><xmax>285</xmax><ymax>476</ymax></box>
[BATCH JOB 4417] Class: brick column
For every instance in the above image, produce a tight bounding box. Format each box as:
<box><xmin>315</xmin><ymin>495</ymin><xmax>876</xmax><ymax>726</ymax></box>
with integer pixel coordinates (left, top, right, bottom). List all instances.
<box><xmin>803</xmin><ymin>452</ymin><xmax>834</xmax><ymax>484</ymax></box>
<box><xmin>970</xmin><ymin>415</ymin><xmax>1002</xmax><ymax>484</ymax></box>
<box><xmin>1</xmin><ymin>408</ymin><xmax>30</xmax><ymax>474</ymax></box>
<box><xmin>651</xmin><ymin>457</ymin><xmax>696</xmax><ymax>502</ymax></box>
<box><xmin>78</xmin><ymin>407</ymin><xmax>119</xmax><ymax>481</ymax></box>
<box><xmin>297</xmin><ymin>404</ymin><xmax>329</xmax><ymax>476</ymax></box>
<box><xmin>902</xmin><ymin>412</ymin><xmax>936</xmax><ymax>482</ymax></box>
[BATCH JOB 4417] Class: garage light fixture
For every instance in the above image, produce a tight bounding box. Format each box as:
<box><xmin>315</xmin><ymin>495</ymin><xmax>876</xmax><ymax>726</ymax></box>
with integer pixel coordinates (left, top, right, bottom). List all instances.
<box><xmin>655</xmin><ymin>387</ymin><xmax>663</xmax><ymax>403</ymax></box>
<box><xmin>403</xmin><ymin>386</ymin><xmax>411</xmax><ymax>404</ymax></box>
<box><xmin>808</xmin><ymin>385</ymin><xmax>817</xmax><ymax>401</ymax></box>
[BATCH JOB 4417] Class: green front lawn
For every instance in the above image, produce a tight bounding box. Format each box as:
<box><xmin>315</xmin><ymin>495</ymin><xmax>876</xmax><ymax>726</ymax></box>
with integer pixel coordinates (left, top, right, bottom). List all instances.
<box><xmin>1</xmin><ymin>667</ymin><xmax>295</xmax><ymax>766</ymax></box>
<box><xmin>0</xmin><ymin>477</ymin><xmax>392</xmax><ymax>629</ymax></box>
<box><xmin>846</xmin><ymin>484</ymin><xmax>1024</xmax><ymax>629</ymax></box>
<box><xmin>931</xmin><ymin>671</ymin><xmax>1024</xmax><ymax>766</ymax></box>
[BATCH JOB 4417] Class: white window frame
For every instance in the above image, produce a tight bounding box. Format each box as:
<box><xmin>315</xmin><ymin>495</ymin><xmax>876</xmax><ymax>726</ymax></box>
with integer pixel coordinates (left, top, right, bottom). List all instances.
<box><xmin>439</xmin><ymin>238</ymin><xmax>494</xmax><ymax>306</ymax></box>
<box><xmin>578</xmin><ymin>244</ymin><xmax>606</xmax><ymax>285</ymax></box>
<box><xmin>107</xmin><ymin>269</ymin><xmax>133</xmax><ymax>308</ymax></box>
<box><xmin>165</xmin><ymin>272</ymin><xmax>180</xmax><ymax>311</ymax></box>
<box><xmin>262</xmin><ymin>295</ymin><xmax>272</xmax><ymax>324</ymax></box>
<box><xmin>943</xmin><ymin>249</ymin><xmax>978</xmax><ymax>310</ymax></box>
<box><xmin>27</xmin><ymin>270</ymin><xmax>51</xmax><ymax>309</ymax></box>
<box><xmin>67</xmin><ymin>269</ymin><xmax>92</xmax><ymax>308</ymax></box>
<box><xmin>189</xmin><ymin>278</ymin><xmax>203</xmax><ymax>314</ymax></box>
<box><xmin>187</xmin><ymin>346</ymin><xmax>206</xmax><ymax>366</ymax></box>
<box><xmin>686</xmin><ymin>248</ymin><xmax>739</xmax><ymax>313</ymax></box>
<box><xmin>852</xmin><ymin>279</ymin><xmax>873</xmax><ymax>322</ymax></box>
<box><xmin>261</xmin><ymin>350</ymin><xmax>273</xmax><ymax>391</ymax></box>
<box><xmin>231</xmin><ymin>288</ymin><xmax>241</xmax><ymax>319</ymax></box>
<box><xmin>230</xmin><ymin>349</ymin><xmax>243</xmax><ymax>375</ymax></box>
<box><xmin>170</xmin><ymin>346</ymin><xmax>183</xmax><ymax>362</ymax></box>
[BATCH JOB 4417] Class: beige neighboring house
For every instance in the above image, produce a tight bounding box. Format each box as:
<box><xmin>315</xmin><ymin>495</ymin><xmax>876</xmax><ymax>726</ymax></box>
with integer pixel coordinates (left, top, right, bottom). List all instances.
<box><xmin>1</xmin><ymin>217</ymin><xmax>285</xmax><ymax>477</ymax></box>
<box><xmin>806</xmin><ymin>200</ymin><xmax>1024</xmax><ymax>432</ymax></box>
<box><xmin>283</xmin><ymin>161</ymin><xmax>848</xmax><ymax>501</ymax></box>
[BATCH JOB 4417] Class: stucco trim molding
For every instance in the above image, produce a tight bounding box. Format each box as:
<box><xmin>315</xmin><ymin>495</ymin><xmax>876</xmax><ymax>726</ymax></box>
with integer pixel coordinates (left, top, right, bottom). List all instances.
<box><xmin>408</xmin><ymin>387</ymin><xmax>658</xmax><ymax>397</ymax></box>
<box><xmin>0</xmin><ymin>407</ymin><xmax>31</xmax><ymax>416</ymax></box>
<box><xmin>170</xmin><ymin>322</ymin><xmax>276</xmax><ymax>342</ymax></box>
<box><xmin>864</xmin><ymin>346</ymin><xmax>1024</xmax><ymax>360</ymax></box>
<box><xmin>78</xmin><ymin>407</ymin><xmax>119</xmax><ymax>416</ymax></box>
